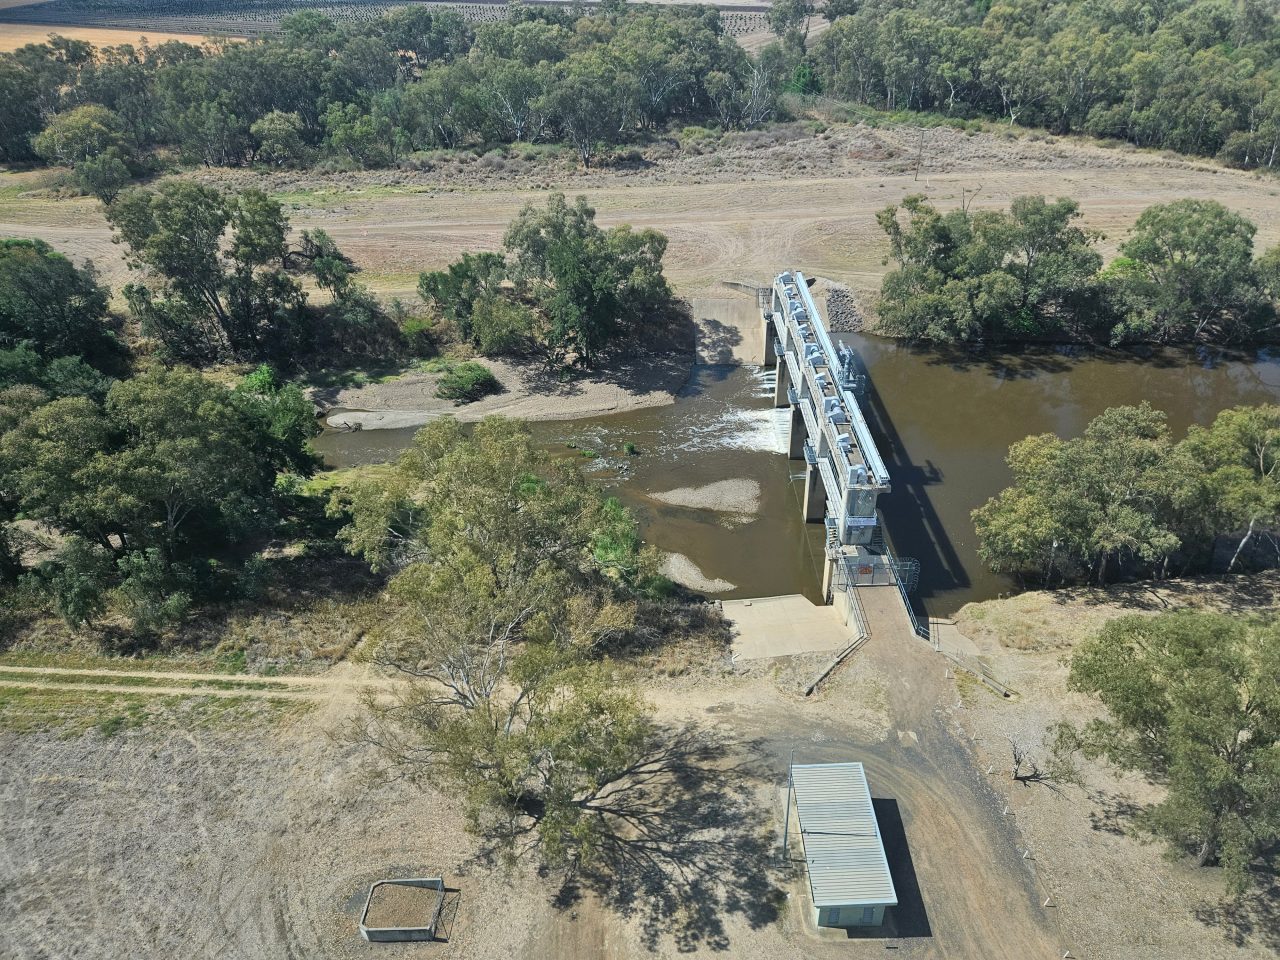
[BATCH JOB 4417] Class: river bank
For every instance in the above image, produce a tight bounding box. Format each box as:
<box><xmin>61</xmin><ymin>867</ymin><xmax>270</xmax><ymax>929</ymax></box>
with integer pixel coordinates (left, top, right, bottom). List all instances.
<box><xmin>943</xmin><ymin>572</ymin><xmax>1280</xmax><ymax>960</ymax></box>
<box><xmin>312</xmin><ymin>348</ymin><xmax>695</xmax><ymax>431</ymax></box>
<box><xmin>309</xmin><ymin>292</ymin><xmax>774</xmax><ymax>431</ymax></box>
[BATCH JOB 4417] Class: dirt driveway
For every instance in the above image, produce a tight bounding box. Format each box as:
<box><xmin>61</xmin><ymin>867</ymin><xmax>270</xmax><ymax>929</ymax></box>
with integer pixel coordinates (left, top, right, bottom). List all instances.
<box><xmin>649</xmin><ymin>624</ymin><xmax>1062</xmax><ymax>960</ymax></box>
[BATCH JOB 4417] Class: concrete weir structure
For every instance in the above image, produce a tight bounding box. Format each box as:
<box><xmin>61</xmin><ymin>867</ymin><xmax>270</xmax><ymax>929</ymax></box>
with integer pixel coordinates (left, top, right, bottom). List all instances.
<box><xmin>762</xmin><ymin>271</ymin><xmax>895</xmax><ymax>604</ymax></box>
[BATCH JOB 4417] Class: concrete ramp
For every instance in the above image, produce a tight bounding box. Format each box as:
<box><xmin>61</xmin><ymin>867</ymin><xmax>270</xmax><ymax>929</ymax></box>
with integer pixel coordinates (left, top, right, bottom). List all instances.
<box><xmin>850</xmin><ymin>584</ymin><xmax>920</xmax><ymax>643</ymax></box>
<box><xmin>725</xmin><ymin>595</ymin><xmax>851</xmax><ymax>661</ymax></box>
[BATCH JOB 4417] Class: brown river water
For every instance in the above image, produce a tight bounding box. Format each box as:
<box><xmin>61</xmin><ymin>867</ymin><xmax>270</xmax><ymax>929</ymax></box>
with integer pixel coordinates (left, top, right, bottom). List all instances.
<box><xmin>312</xmin><ymin>337</ymin><xmax>1280</xmax><ymax>616</ymax></box>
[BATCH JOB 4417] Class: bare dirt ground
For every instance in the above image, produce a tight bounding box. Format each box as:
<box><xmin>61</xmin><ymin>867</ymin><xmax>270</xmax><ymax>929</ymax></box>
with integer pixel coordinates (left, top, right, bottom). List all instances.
<box><xmin>7</xmin><ymin>120</ymin><xmax>1280</xmax><ymax>310</ymax></box>
<box><xmin>2</xmin><ymin>613</ymin><xmax>1067</xmax><ymax>960</ymax></box>
<box><xmin>947</xmin><ymin>573</ymin><xmax>1280</xmax><ymax>959</ymax></box>
<box><xmin>5</xmin><ymin>576</ymin><xmax>1274</xmax><ymax>958</ymax></box>
<box><xmin>317</xmin><ymin>347</ymin><xmax>694</xmax><ymax>430</ymax></box>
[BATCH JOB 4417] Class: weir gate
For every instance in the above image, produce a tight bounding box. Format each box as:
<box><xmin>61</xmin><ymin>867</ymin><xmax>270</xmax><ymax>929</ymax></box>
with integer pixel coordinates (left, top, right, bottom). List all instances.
<box><xmin>762</xmin><ymin>270</ymin><xmax>928</xmax><ymax>641</ymax></box>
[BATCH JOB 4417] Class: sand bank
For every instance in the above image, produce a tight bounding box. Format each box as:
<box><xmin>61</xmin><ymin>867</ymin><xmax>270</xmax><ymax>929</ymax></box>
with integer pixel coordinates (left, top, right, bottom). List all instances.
<box><xmin>650</xmin><ymin>479</ymin><xmax>761</xmax><ymax>514</ymax></box>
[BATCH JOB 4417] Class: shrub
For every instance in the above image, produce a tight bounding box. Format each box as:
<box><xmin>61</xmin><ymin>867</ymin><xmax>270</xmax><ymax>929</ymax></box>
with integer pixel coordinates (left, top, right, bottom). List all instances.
<box><xmin>435</xmin><ymin>361</ymin><xmax>500</xmax><ymax>403</ymax></box>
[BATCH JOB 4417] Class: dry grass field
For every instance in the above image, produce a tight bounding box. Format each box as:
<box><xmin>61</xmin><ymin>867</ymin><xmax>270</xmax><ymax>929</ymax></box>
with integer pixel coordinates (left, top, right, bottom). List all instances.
<box><xmin>0</xmin><ymin>22</ymin><xmax>216</xmax><ymax>50</ymax></box>
<box><xmin>4</xmin><ymin>121</ymin><xmax>1279</xmax><ymax>314</ymax></box>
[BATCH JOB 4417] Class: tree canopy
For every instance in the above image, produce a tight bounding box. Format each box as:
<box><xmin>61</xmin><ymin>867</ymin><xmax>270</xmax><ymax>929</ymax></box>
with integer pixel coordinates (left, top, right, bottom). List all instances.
<box><xmin>108</xmin><ymin>182</ymin><xmax>398</xmax><ymax>367</ymax></box>
<box><xmin>1068</xmin><ymin>612</ymin><xmax>1280</xmax><ymax>892</ymax></box>
<box><xmin>878</xmin><ymin>195</ymin><xmax>1280</xmax><ymax>345</ymax></box>
<box><xmin>811</xmin><ymin>0</ymin><xmax>1280</xmax><ymax>169</ymax></box>
<box><xmin>974</xmin><ymin>403</ymin><xmax>1280</xmax><ymax>586</ymax></box>
<box><xmin>1</xmin><ymin>5</ymin><xmax>781</xmax><ymax>181</ymax></box>
<box><xmin>0</xmin><ymin>365</ymin><xmax>317</xmax><ymax>628</ymax></box>
<box><xmin>335</xmin><ymin>416</ymin><xmax>673</xmax><ymax>865</ymax></box>
<box><xmin>419</xmin><ymin>193</ymin><xmax>673</xmax><ymax>367</ymax></box>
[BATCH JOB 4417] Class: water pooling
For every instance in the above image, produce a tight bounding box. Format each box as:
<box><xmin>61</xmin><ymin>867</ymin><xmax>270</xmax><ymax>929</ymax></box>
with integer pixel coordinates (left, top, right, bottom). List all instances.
<box><xmin>313</xmin><ymin>341</ymin><xmax>1280</xmax><ymax>616</ymax></box>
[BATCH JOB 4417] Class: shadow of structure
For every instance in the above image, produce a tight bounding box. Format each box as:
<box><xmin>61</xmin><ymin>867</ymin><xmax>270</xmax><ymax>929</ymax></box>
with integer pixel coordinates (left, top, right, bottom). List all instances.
<box><xmin>857</xmin><ymin>367</ymin><xmax>971</xmax><ymax>612</ymax></box>
<box><xmin>838</xmin><ymin>799</ymin><xmax>933</xmax><ymax>941</ymax></box>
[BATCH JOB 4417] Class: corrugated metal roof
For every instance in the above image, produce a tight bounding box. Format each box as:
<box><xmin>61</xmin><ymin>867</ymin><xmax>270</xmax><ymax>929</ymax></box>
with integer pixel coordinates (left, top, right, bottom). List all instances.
<box><xmin>792</xmin><ymin>761</ymin><xmax>898</xmax><ymax>908</ymax></box>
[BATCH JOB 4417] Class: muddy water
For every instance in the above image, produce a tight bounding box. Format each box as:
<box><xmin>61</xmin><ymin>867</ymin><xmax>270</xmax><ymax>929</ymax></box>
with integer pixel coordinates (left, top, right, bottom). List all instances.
<box><xmin>313</xmin><ymin>343</ymin><xmax>1280</xmax><ymax>615</ymax></box>
<box><xmin>312</xmin><ymin>366</ymin><xmax>832</xmax><ymax>603</ymax></box>
<box><xmin>847</xmin><ymin>336</ymin><xmax>1280</xmax><ymax>614</ymax></box>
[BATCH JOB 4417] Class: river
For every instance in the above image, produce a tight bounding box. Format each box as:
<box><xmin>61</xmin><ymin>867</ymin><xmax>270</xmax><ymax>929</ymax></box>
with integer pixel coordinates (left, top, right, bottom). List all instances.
<box><xmin>313</xmin><ymin>338</ymin><xmax>1280</xmax><ymax>617</ymax></box>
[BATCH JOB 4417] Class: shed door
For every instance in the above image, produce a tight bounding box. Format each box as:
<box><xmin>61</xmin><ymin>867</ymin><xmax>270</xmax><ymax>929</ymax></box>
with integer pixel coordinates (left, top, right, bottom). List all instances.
<box><xmin>861</xmin><ymin>906</ymin><xmax>875</xmax><ymax>924</ymax></box>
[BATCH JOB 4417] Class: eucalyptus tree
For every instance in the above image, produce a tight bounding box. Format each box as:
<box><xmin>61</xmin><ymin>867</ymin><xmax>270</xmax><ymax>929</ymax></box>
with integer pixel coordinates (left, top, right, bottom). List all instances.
<box><xmin>1068</xmin><ymin>612</ymin><xmax>1280</xmax><ymax>892</ymax></box>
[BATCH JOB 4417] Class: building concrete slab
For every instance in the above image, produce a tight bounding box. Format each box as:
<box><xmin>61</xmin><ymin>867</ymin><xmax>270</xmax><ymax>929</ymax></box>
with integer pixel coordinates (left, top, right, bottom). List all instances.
<box><xmin>725</xmin><ymin>595</ymin><xmax>851</xmax><ymax>660</ymax></box>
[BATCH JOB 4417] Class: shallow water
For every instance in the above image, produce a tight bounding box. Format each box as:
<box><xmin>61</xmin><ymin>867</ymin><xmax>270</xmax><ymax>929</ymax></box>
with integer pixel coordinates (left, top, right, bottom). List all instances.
<box><xmin>314</xmin><ymin>342</ymin><xmax>1280</xmax><ymax>615</ymax></box>
<box><xmin>313</xmin><ymin>366</ymin><xmax>831</xmax><ymax>603</ymax></box>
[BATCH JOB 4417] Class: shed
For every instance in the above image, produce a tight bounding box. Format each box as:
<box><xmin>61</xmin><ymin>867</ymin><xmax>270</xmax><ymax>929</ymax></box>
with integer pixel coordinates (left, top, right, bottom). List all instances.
<box><xmin>790</xmin><ymin>761</ymin><xmax>897</xmax><ymax>928</ymax></box>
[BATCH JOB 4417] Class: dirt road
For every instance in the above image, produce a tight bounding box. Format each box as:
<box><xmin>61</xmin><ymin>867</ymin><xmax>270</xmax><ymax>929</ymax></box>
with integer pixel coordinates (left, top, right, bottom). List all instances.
<box><xmin>650</xmin><ymin>620</ymin><xmax>1063</xmax><ymax>959</ymax></box>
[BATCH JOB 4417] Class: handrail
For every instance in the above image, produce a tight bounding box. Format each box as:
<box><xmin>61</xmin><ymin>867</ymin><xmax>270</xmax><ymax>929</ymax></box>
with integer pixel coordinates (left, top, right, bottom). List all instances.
<box><xmin>842</xmin><ymin>387</ymin><xmax>889</xmax><ymax>486</ymax></box>
<box><xmin>795</xmin><ymin>272</ymin><xmax>845</xmax><ymax>375</ymax></box>
<box><xmin>883</xmin><ymin>544</ymin><xmax>929</xmax><ymax>641</ymax></box>
<box><xmin>798</xmin><ymin>395</ymin><xmax>820</xmax><ymax>444</ymax></box>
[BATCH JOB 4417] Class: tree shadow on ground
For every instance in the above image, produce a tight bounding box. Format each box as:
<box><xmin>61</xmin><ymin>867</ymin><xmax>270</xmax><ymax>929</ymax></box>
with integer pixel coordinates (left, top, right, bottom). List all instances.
<box><xmin>694</xmin><ymin>315</ymin><xmax>745</xmax><ymax>364</ymax></box>
<box><xmin>1085</xmin><ymin>788</ymin><xmax>1146</xmax><ymax>836</ymax></box>
<box><xmin>1194</xmin><ymin>860</ymin><xmax>1280</xmax><ymax>952</ymax></box>
<box><xmin>1046</xmin><ymin>572</ymin><xmax>1280</xmax><ymax>617</ymax></box>
<box><xmin>552</xmin><ymin>726</ymin><xmax>784</xmax><ymax>952</ymax></box>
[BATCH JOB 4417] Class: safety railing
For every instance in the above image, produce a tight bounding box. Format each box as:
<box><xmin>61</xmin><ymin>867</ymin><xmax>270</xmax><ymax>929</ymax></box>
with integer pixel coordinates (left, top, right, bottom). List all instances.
<box><xmin>883</xmin><ymin>544</ymin><xmax>929</xmax><ymax>641</ymax></box>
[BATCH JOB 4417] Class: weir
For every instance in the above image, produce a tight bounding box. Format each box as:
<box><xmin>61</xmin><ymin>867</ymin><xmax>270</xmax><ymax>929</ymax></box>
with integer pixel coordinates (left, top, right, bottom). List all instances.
<box><xmin>763</xmin><ymin>271</ymin><xmax>928</xmax><ymax>641</ymax></box>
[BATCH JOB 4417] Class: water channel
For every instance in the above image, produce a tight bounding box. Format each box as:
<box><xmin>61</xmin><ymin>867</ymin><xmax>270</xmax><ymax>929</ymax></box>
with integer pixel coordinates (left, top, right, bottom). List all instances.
<box><xmin>313</xmin><ymin>337</ymin><xmax>1280</xmax><ymax>617</ymax></box>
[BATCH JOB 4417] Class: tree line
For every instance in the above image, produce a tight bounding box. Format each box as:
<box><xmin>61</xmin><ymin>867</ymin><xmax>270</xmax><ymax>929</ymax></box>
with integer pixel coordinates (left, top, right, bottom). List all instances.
<box><xmin>1</xmin><ymin>209</ymin><xmax>322</xmax><ymax>632</ymax></box>
<box><xmin>0</xmin><ymin>4</ymin><xmax>783</xmax><ymax>189</ymax></box>
<box><xmin>974</xmin><ymin>402</ymin><xmax>1280</xmax><ymax>587</ymax></box>
<box><xmin>810</xmin><ymin>0</ymin><xmax>1280</xmax><ymax>169</ymax></box>
<box><xmin>877</xmin><ymin>194</ymin><xmax>1280</xmax><ymax>344</ymax></box>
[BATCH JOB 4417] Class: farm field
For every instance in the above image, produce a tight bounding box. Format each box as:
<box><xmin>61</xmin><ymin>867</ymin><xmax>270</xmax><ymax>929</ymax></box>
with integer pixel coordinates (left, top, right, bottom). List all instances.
<box><xmin>0</xmin><ymin>22</ymin><xmax>215</xmax><ymax>50</ymax></box>
<box><xmin>0</xmin><ymin>0</ymin><xmax>769</xmax><ymax>39</ymax></box>
<box><xmin>4</xmin><ymin>122</ymin><xmax>1280</xmax><ymax>317</ymax></box>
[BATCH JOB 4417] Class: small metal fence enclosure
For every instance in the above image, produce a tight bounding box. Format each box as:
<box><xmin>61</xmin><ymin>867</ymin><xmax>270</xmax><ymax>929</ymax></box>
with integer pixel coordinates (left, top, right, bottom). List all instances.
<box><xmin>359</xmin><ymin>877</ymin><xmax>446</xmax><ymax>943</ymax></box>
